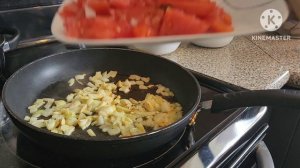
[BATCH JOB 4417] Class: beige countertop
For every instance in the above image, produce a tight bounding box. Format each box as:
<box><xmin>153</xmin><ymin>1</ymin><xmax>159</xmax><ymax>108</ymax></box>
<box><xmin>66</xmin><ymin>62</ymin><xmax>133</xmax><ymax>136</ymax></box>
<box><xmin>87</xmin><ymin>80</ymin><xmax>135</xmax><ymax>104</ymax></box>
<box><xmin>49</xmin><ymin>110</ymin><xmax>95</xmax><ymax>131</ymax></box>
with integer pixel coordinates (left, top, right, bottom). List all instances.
<box><xmin>163</xmin><ymin>36</ymin><xmax>290</xmax><ymax>90</ymax></box>
<box><xmin>247</xmin><ymin>33</ymin><xmax>300</xmax><ymax>88</ymax></box>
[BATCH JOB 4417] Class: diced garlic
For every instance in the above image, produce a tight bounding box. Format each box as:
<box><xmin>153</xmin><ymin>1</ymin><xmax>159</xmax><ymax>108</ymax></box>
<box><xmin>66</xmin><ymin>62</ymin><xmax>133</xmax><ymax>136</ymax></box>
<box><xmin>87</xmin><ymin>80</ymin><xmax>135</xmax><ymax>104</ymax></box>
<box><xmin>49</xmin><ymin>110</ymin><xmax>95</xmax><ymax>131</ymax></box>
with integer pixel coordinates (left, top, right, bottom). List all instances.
<box><xmin>44</xmin><ymin>98</ymin><xmax>55</xmax><ymax>109</ymax></box>
<box><xmin>61</xmin><ymin>125</ymin><xmax>75</xmax><ymax>135</ymax></box>
<box><xmin>147</xmin><ymin>84</ymin><xmax>154</xmax><ymax>88</ymax></box>
<box><xmin>24</xmin><ymin>116</ymin><xmax>31</xmax><ymax>121</ymax></box>
<box><xmin>129</xmin><ymin>74</ymin><xmax>141</xmax><ymax>81</ymax></box>
<box><xmin>139</xmin><ymin>85</ymin><xmax>148</xmax><ymax>90</ymax></box>
<box><xmin>55</xmin><ymin>100</ymin><xmax>66</xmax><ymax>107</ymax></box>
<box><xmin>66</xmin><ymin>94</ymin><xmax>75</xmax><ymax>102</ymax></box>
<box><xmin>87</xmin><ymin>129</ymin><xmax>96</xmax><ymax>137</ymax></box>
<box><xmin>141</xmin><ymin>77</ymin><xmax>150</xmax><ymax>83</ymax></box>
<box><xmin>61</xmin><ymin>118</ymin><xmax>66</xmax><ymax>125</ymax></box>
<box><xmin>129</xmin><ymin>81</ymin><xmax>136</xmax><ymax>85</ymax></box>
<box><xmin>108</xmin><ymin>71</ymin><xmax>117</xmax><ymax>78</ymax></box>
<box><xmin>78</xmin><ymin>118</ymin><xmax>91</xmax><ymax>130</ymax></box>
<box><xmin>51</xmin><ymin>129</ymin><xmax>59</xmax><ymax>134</ymax></box>
<box><xmin>46</xmin><ymin>119</ymin><xmax>57</xmax><ymax>130</ymax></box>
<box><xmin>107</xmin><ymin>128</ymin><xmax>121</xmax><ymax>136</ymax></box>
<box><xmin>66</xmin><ymin>117</ymin><xmax>78</xmax><ymax>126</ymax></box>
<box><xmin>135</xmin><ymin>81</ymin><xmax>144</xmax><ymax>85</ymax></box>
<box><xmin>42</xmin><ymin>108</ymin><xmax>53</xmax><ymax>117</ymax></box>
<box><xmin>68</xmin><ymin>78</ymin><xmax>75</xmax><ymax>86</ymax></box>
<box><xmin>29</xmin><ymin>119</ymin><xmax>46</xmax><ymax>128</ymax></box>
<box><xmin>160</xmin><ymin>101</ymin><xmax>171</xmax><ymax>112</ymax></box>
<box><xmin>26</xmin><ymin>72</ymin><xmax>182</xmax><ymax>137</ymax></box>
<box><xmin>75</xmin><ymin>74</ymin><xmax>86</xmax><ymax>80</ymax></box>
<box><xmin>32</xmin><ymin>110</ymin><xmax>43</xmax><ymax>118</ymax></box>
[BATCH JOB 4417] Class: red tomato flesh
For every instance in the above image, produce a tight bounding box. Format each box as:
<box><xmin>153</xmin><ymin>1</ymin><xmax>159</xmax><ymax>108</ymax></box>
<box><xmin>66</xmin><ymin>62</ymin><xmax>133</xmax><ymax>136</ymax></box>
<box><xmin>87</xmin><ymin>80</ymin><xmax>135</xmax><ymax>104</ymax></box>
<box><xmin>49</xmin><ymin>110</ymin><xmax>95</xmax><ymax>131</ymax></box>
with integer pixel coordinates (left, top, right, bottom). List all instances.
<box><xmin>159</xmin><ymin>8</ymin><xmax>209</xmax><ymax>35</ymax></box>
<box><xmin>158</xmin><ymin>0</ymin><xmax>216</xmax><ymax>17</ymax></box>
<box><xmin>61</xmin><ymin>0</ymin><xmax>233</xmax><ymax>38</ymax></box>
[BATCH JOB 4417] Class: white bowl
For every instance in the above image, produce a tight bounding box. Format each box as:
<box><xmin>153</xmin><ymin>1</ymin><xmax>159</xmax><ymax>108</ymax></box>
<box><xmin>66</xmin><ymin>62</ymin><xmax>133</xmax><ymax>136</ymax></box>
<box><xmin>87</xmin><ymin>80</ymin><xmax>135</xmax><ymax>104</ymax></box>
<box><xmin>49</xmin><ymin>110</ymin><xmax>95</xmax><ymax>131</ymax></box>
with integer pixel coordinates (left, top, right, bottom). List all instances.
<box><xmin>129</xmin><ymin>42</ymin><xmax>181</xmax><ymax>55</ymax></box>
<box><xmin>192</xmin><ymin>36</ymin><xmax>234</xmax><ymax>48</ymax></box>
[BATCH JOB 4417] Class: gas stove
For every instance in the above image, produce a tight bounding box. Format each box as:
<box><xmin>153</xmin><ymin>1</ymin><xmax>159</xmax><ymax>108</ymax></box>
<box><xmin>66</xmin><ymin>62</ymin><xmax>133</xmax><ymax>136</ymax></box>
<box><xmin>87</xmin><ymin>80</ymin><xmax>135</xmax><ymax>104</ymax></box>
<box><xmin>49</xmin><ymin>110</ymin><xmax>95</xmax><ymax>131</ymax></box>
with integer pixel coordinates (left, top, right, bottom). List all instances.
<box><xmin>0</xmin><ymin>71</ymin><xmax>269</xmax><ymax>168</ymax></box>
<box><xmin>0</xmin><ymin>5</ymin><xmax>271</xmax><ymax>168</ymax></box>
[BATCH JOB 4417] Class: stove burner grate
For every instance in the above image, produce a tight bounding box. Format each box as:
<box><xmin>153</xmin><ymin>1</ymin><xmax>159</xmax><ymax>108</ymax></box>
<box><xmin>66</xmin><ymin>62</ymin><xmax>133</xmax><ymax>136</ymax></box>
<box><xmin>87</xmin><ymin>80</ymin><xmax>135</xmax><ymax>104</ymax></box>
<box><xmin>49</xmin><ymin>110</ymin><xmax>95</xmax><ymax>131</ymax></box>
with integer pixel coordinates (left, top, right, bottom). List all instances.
<box><xmin>1</xmin><ymin>118</ymin><xmax>189</xmax><ymax>168</ymax></box>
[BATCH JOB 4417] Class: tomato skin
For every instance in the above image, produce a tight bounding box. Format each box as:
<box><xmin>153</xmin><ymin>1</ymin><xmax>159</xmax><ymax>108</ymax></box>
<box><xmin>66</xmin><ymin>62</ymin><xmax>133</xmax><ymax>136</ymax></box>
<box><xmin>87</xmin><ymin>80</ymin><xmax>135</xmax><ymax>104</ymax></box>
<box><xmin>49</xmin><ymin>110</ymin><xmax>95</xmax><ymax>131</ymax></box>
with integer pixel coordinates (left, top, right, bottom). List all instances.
<box><xmin>109</xmin><ymin>0</ymin><xmax>131</xmax><ymax>8</ymax></box>
<box><xmin>206</xmin><ymin>8</ymin><xmax>233</xmax><ymax>32</ymax></box>
<box><xmin>77</xmin><ymin>0</ymin><xmax>86</xmax><ymax>8</ymax></box>
<box><xmin>158</xmin><ymin>0</ymin><xmax>215</xmax><ymax>17</ymax></box>
<box><xmin>81</xmin><ymin>17</ymin><xmax>118</xmax><ymax>39</ymax></box>
<box><xmin>159</xmin><ymin>8</ymin><xmax>209</xmax><ymax>35</ymax></box>
<box><xmin>86</xmin><ymin>0</ymin><xmax>110</xmax><ymax>15</ymax></box>
<box><xmin>115</xmin><ymin>20</ymin><xmax>134</xmax><ymax>38</ymax></box>
<box><xmin>133</xmin><ymin>24</ymin><xmax>155</xmax><ymax>37</ymax></box>
<box><xmin>60</xmin><ymin>2</ymin><xmax>80</xmax><ymax>18</ymax></box>
<box><xmin>130</xmin><ymin>0</ymin><xmax>159</xmax><ymax>7</ymax></box>
<box><xmin>64</xmin><ymin>18</ymin><xmax>81</xmax><ymax>37</ymax></box>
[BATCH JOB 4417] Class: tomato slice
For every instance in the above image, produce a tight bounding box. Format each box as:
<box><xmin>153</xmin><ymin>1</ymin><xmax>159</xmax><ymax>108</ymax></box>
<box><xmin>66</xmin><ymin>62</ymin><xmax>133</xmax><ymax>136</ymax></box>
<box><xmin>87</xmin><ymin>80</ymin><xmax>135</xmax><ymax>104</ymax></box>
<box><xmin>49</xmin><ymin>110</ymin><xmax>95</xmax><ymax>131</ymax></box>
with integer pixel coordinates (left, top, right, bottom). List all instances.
<box><xmin>159</xmin><ymin>8</ymin><xmax>209</xmax><ymax>35</ymax></box>
<box><xmin>115</xmin><ymin>20</ymin><xmax>134</xmax><ymax>38</ymax></box>
<box><xmin>81</xmin><ymin>17</ymin><xmax>118</xmax><ymax>39</ymax></box>
<box><xmin>205</xmin><ymin>8</ymin><xmax>233</xmax><ymax>32</ymax></box>
<box><xmin>60</xmin><ymin>2</ymin><xmax>80</xmax><ymax>18</ymax></box>
<box><xmin>109</xmin><ymin>0</ymin><xmax>131</xmax><ymax>8</ymax></box>
<box><xmin>158</xmin><ymin>0</ymin><xmax>215</xmax><ymax>17</ymax></box>
<box><xmin>64</xmin><ymin>18</ymin><xmax>81</xmax><ymax>37</ymax></box>
<box><xmin>77</xmin><ymin>0</ymin><xmax>86</xmax><ymax>8</ymax></box>
<box><xmin>133</xmin><ymin>24</ymin><xmax>155</xmax><ymax>37</ymax></box>
<box><xmin>61</xmin><ymin>0</ymin><xmax>232</xmax><ymax>39</ymax></box>
<box><xmin>86</xmin><ymin>0</ymin><xmax>110</xmax><ymax>15</ymax></box>
<box><xmin>111</xmin><ymin>7</ymin><xmax>164</xmax><ymax>37</ymax></box>
<box><xmin>130</xmin><ymin>0</ymin><xmax>159</xmax><ymax>7</ymax></box>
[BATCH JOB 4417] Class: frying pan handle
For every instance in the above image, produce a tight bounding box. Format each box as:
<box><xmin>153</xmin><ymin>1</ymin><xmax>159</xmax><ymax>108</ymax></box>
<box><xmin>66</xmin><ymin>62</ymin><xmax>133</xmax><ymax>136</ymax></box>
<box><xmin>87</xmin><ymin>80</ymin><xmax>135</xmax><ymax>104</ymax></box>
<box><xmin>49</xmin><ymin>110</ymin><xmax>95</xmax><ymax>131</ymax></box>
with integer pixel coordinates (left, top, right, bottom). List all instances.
<box><xmin>0</xmin><ymin>49</ymin><xmax>5</xmax><ymax>85</ymax></box>
<box><xmin>211</xmin><ymin>89</ymin><xmax>300</xmax><ymax>113</ymax></box>
<box><xmin>0</xmin><ymin>27</ymin><xmax>20</xmax><ymax>83</ymax></box>
<box><xmin>0</xmin><ymin>27</ymin><xmax>20</xmax><ymax>51</ymax></box>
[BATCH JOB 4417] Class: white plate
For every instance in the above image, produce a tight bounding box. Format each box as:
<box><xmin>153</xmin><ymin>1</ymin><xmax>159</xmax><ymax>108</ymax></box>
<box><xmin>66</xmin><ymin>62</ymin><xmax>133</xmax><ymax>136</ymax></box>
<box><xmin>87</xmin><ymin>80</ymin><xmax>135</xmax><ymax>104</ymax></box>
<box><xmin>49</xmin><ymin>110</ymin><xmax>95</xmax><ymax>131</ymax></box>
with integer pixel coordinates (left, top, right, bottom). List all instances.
<box><xmin>51</xmin><ymin>0</ymin><xmax>289</xmax><ymax>46</ymax></box>
<box><xmin>129</xmin><ymin>42</ymin><xmax>181</xmax><ymax>55</ymax></box>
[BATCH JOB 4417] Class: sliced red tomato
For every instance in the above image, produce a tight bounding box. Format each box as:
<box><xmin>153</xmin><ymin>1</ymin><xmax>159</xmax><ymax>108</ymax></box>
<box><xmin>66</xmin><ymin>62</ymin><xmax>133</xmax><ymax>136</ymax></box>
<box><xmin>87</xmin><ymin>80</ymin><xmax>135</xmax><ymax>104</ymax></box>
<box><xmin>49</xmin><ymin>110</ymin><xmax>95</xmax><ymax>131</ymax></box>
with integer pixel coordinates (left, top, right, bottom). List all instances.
<box><xmin>158</xmin><ymin>0</ymin><xmax>215</xmax><ymax>17</ymax></box>
<box><xmin>64</xmin><ymin>18</ymin><xmax>81</xmax><ymax>37</ymax></box>
<box><xmin>111</xmin><ymin>7</ymin><xmax>164</xmax><ymax>37</ymax></box>
<box><xmin>86</xmin><ymin>0</ymin><xmax>110</xmax><ymax>15</ymax></box>
<box><xmin>130</xmin><ymin>0</ymin><xmax>159</xmax><ymax>7</ymax></box>
<box><xmin>109</xmin><ymin>0</ymin><xmax>131</xmax><ymax>8</ymax></box>
<box><xmin>159</xmin><ymin>8</ymin><xmax>209</xmax><ymax>35</ymax></box>
<box><xmin>133</xmin><ymin>24</ymin><xmax>155</xmax><ymax>37</ymax></box>
<box><xmin>115</xmin><ymin>20</ymin><xmax>133</xmax><ymax>37</ymax></box>
<box><xmin>77</xmin><ymin>0</ymin><xmax>86</xmax><ymax>8</ymax></box>
<box><xmin>61</xmin><ymin>0</ymin><xmax>232</xmax><ymax>39</ymax></box>
<box><xmin>60</xmin><ymin>2</ymin><xmax>80</xmax><ymax>18</ymax></box>
<box><xmin>205</xmin><ymin>8</ymin><xmax>233</xmax><ymax>32</ymax></box>
<box><xmin>60</xmin><ymin>1</ymin><xmax>86</xmax><ymax>19</ymax></box>
<box><xmin>81</xmin><ymin>17</ymin><xmax>118</xmax><ymax>39</ymax></box>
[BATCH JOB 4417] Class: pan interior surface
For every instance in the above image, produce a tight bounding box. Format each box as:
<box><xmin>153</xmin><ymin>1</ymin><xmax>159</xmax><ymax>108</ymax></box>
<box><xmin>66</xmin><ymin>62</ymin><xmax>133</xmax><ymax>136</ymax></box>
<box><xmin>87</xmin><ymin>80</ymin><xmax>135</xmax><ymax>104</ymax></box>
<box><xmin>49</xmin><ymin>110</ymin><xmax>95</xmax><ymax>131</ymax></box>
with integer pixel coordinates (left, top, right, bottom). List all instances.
<box><xmin>3</xmin><ymin>49</ymin><xmax>200</xmax><ymax>140</ymax></box>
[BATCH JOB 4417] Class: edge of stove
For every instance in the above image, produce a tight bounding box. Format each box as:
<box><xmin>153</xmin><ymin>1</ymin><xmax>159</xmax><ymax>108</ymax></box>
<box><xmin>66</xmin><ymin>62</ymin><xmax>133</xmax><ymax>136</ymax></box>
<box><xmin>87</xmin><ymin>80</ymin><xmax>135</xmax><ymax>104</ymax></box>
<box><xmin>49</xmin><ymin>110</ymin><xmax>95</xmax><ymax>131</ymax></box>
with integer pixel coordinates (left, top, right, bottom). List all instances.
<box><xmin>166</xmin><ymin>71</ymin><xmax>269</xmax><ymax>168</ymax></box>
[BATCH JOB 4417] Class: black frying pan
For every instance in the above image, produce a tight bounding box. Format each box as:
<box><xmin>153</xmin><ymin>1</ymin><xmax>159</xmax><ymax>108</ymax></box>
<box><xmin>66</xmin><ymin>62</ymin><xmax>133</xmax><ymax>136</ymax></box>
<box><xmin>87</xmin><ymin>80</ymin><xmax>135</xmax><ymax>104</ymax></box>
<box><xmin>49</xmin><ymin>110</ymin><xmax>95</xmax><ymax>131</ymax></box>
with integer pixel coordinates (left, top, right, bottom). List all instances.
<box><xmin>2</xmin><ymin>48</ymin><xmax>300</xmax><ymax>159</ymax></box>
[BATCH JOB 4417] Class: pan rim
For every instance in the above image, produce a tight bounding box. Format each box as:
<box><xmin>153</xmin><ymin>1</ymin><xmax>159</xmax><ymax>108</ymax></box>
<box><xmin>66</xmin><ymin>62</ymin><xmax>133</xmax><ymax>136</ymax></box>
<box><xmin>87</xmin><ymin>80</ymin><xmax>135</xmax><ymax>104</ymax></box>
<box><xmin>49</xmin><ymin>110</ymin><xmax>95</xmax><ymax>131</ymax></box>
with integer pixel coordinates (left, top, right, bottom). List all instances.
<box><xmin>2</xmin><ymin>48</ymin><xmax>201</xmax><ymax>142</ymax></box>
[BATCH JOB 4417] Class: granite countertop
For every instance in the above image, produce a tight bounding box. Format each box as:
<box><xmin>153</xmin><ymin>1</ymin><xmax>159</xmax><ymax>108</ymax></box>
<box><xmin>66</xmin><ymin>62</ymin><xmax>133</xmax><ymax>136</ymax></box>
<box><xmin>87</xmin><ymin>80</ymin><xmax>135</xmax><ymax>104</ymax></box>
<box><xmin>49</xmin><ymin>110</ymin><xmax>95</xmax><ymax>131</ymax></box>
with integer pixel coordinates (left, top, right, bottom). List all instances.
<box><xmin>247</xmin><ymin>33</ymin><xmax>300</xmax><ymax>88</ymax></box>
<box><xmin>163</xmin><ymin>36</ymin><xmax>290</xmax><ymax>90</ymax></box>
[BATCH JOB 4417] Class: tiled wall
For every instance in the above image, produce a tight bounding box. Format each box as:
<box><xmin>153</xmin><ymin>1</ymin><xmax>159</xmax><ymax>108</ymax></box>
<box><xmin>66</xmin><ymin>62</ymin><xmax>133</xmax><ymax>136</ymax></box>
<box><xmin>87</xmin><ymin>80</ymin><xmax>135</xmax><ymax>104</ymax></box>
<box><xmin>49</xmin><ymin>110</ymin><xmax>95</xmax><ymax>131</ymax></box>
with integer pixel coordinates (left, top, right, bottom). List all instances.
<box><xmin>0</xmin><ymin>0</ymin><xmax>62</xmax><ymax>11</ymax></box>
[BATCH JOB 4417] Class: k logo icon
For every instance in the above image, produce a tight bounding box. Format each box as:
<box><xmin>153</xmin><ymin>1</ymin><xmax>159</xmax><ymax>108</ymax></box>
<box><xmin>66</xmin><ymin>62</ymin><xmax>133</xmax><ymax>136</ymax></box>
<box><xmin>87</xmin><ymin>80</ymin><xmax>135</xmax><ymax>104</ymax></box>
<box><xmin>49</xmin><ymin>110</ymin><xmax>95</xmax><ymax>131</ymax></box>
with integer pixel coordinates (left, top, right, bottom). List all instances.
<box><xmin>260</xmin><ymin>9</ymin><xmax>283</xmax><ymax>32</ymax></box>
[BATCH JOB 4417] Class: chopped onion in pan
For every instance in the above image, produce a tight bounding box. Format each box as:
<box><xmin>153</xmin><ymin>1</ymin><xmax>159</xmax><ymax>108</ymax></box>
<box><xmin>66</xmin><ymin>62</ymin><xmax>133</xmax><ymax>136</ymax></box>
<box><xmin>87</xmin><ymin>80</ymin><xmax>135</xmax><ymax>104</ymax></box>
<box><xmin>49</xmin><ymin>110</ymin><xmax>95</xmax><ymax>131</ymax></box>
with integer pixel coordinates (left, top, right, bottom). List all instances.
<box><xmin>25</xmin><ymin>71</ymin><xmax>182</xmax><ymax>137</ymax></box>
